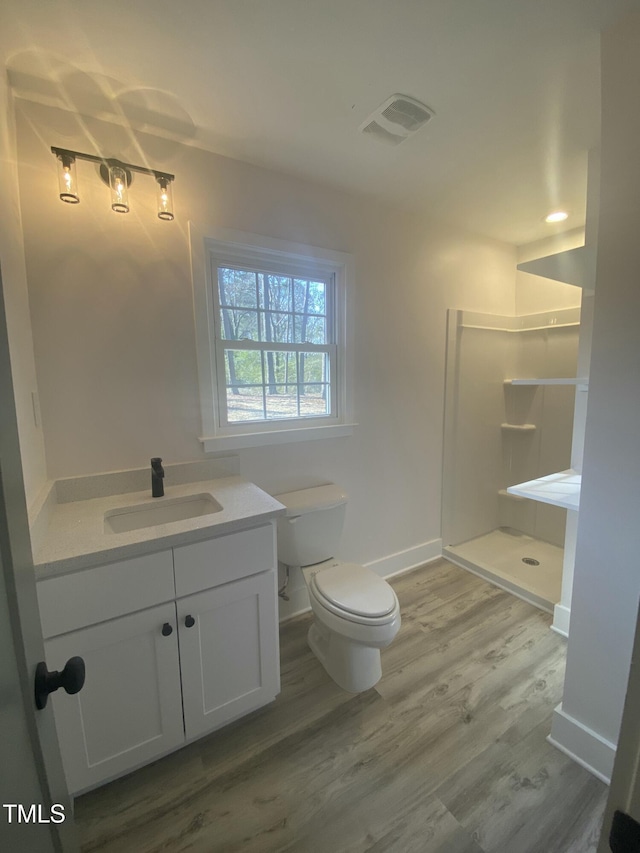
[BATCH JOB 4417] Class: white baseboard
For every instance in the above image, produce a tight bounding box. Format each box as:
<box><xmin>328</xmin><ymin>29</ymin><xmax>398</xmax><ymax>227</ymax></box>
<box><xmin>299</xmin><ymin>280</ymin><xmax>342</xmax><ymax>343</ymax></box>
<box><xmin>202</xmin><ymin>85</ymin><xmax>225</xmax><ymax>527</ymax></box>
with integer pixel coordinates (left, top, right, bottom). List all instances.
<box><xmin>277</xmin><ymin>538</ymin><xmax>442</xmax><ymax>623</ymax></box>
<box><xmin>548</xmin><ymin>703</ymin><xmax>615</xmax><ymax>784</ymax></box>
<box><xmin>551</xmin><ymin>603</ymin><xmax>571</xmax><ymax>638</ymax></box>
<box><xmin>365</xmin><ymin>538</ymin><xmax>443</xmax><ymax>580</ymax></box>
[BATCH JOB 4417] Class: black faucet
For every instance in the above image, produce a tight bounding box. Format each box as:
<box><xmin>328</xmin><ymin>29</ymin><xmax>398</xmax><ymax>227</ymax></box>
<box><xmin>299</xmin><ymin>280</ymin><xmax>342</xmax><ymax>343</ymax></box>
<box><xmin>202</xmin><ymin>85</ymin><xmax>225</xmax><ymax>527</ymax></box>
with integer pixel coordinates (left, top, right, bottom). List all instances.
<box><xmin>151</xmin><ymin>457</ymin><xmax>165</xmax><ymax>498</ymax></box>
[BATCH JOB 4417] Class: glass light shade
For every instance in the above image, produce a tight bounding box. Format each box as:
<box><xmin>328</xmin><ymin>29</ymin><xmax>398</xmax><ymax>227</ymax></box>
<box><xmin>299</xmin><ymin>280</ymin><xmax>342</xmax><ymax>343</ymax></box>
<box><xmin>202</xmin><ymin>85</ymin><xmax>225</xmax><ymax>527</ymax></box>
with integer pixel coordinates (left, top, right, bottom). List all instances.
<box><xmin>58</xmin><ymin>155</ymin><xmax>79</xmax><ymax>203</ymax></box>
<box><xmin>156</xmin><ymin>177</ymin><xmax>174</xmax><ymax>221</ymax></box>
<box><xmin>109</xmin><ymin>165</ymin><xmax>129</xmax><ymax>213</ymax></box>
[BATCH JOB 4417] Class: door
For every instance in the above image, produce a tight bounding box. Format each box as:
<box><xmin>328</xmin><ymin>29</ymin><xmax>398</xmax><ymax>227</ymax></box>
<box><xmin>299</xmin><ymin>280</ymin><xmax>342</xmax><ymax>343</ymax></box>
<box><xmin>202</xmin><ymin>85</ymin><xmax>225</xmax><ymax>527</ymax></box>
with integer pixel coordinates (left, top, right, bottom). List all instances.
<box><xmin>598</xmin><ymin>598</ymin><xmax>640</xmax><ymax>852</ymax></box>
<box><xmin>46</xmin><ymin>603</ymin><xmax>185</xmax><ymax>794</ymax></box>
<box><xmin>178</xmin><ymin>571</ymin><xmax>280</xmax><ymax>740</ymax></box>
<box><xmin>0</xmin><ymin>269</ymin><xmax>77</xmax><ymax>850</ymax></box>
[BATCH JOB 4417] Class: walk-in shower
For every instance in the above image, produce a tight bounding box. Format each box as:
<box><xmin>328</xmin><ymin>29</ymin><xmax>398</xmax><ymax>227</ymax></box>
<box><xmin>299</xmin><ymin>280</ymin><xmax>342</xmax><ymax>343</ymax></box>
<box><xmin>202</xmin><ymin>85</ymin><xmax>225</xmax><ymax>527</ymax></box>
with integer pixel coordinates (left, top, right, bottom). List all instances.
<box><xmin>442</xmin><ymin>307</ymin><xmax>580</xmax><ymax>612</ymax></box>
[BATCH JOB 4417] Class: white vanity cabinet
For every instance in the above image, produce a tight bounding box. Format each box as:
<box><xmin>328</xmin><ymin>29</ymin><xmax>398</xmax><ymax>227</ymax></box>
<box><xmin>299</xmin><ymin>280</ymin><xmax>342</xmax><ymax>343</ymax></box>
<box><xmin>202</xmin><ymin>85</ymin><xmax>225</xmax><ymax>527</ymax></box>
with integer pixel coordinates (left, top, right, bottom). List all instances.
<box><xmin>37</xmin><ymin>522</ymin><xmax>280</xmax><ymax>794</ymax></box>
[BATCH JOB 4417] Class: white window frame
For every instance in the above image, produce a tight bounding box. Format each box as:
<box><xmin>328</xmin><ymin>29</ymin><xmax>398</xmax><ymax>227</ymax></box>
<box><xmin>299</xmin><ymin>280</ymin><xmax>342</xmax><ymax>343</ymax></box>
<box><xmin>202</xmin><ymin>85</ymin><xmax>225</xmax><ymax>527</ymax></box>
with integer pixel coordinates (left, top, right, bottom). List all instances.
<box><xmin>189</xmin><ymin>224</ymin><xmax>355</xmax><ymax>451</ymax></box>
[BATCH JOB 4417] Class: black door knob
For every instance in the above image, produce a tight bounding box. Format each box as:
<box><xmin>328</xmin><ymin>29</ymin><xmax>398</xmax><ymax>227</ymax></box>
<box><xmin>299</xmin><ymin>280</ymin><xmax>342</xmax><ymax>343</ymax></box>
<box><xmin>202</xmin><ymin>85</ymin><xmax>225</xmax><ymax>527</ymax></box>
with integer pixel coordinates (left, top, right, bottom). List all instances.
<box><xmin>161</xmin><ymin>622</ymin><xmax>173</xmax><ymax>636</ymax></box>
<box><xmin>35</xmin><ymin>656</ymin><xmax>85</xmax><ymax>710</ymax></box>
<box><xmin>185</xmin><ymin>615</ymin><xmax>195</xmax><ymax>628</ymax></box>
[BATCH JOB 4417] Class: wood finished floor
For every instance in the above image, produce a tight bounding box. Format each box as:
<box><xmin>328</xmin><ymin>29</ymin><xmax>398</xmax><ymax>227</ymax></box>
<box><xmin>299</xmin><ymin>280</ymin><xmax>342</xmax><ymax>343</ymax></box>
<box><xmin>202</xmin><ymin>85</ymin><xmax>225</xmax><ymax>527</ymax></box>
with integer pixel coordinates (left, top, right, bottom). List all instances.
<box><xmin>75</xmin><ymin>559</ymin><xmax>607</xmax><ymax>853</ymax></box>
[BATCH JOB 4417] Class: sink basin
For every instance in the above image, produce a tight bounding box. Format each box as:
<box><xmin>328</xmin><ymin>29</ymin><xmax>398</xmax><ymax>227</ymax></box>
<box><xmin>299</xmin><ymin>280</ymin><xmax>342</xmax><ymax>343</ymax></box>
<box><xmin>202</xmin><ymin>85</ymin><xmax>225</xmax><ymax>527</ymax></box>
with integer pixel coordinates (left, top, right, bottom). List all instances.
<box><xmin>104</xmin><ymin>493</ymin><xmax>223</xmax><ymax>534</ymax></box>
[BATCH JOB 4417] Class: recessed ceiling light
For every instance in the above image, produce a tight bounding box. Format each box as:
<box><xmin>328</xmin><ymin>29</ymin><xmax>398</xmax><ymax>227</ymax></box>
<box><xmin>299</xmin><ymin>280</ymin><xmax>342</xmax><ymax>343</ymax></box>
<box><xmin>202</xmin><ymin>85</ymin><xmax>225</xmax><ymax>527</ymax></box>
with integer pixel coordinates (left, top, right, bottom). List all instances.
<box><xmin>545</xmin><ymin>210</ymin><xmax>569</xmax><ymax>223</ymax></box>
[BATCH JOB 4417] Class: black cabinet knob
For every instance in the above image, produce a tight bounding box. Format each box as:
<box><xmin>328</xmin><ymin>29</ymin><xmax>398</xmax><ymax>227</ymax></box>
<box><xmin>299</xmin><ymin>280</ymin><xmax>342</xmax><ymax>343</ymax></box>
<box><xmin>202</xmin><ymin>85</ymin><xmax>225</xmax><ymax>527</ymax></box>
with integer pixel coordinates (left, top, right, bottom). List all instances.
<box><xmin>185</xmin><ymin>615</ymin><xmax>195</xmax><ymax>628</ymax></box>
<box><xmin>161</xmin><ymin>622</ymin><xmax>173</xmax><ymax>636</ymax></box>
<box><xmin>35</xmin><ymin>656</ymin><xmax>85</xmax><ymax>710</ymax></box>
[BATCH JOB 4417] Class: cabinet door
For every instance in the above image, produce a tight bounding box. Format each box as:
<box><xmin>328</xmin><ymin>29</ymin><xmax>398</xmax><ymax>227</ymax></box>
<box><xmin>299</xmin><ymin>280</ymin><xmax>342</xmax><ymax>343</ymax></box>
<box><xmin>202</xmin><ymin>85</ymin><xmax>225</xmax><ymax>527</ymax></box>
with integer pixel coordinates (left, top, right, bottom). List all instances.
<box><xmin>178</xmin><ymin>571</ymin><xmax>280</xmax><ymax>740</ymax></box>
<box><xmin>46</xmin><ymin>602</ymin><xmax>184</xmax><ymax>794</ymax></box>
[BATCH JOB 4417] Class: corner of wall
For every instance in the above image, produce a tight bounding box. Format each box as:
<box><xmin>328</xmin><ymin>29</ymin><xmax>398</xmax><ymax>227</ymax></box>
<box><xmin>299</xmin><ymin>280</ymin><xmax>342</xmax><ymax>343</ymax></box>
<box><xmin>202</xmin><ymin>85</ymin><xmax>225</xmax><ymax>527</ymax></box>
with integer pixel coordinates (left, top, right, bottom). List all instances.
<box><xmin>0</xmin><ymin>72</ymin><xmax>48</xmax><ymax>506</ymax></box>
<box><xmin>548</xmin><ymin>703</ymin><xmax>615</xmax><ymax>783</ymax></box>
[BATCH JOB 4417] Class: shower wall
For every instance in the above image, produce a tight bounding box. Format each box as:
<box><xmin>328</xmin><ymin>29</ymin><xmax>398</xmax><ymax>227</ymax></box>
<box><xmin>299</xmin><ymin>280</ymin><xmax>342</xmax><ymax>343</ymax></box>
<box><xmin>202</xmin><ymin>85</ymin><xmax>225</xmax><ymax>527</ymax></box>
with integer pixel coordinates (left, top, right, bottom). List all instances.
<box><xmin>442</xmin><ymin>308</ymin><xmax>580</xmax><ymax>550</ymax></box>
<box><xmin>442</xmin><ymin>313</ymin><xmax>510</xmax><ymax>548</ymax></box>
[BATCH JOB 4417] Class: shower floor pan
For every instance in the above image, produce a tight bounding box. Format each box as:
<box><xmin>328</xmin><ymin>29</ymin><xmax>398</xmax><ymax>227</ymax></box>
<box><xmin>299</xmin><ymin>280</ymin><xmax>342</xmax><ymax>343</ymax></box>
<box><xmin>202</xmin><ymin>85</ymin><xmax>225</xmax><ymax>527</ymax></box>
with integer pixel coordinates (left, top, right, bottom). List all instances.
<box><xmin>443</xmin><ymin>527</ymin><xmax>563</xmax><ymax>613</ymax></box>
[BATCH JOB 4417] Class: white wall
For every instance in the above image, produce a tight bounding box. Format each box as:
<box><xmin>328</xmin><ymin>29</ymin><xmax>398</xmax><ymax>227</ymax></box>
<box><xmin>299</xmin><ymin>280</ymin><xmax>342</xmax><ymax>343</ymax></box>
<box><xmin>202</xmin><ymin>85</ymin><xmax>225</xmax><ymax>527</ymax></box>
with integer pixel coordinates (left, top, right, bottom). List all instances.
<box><xmin>550</xmin><ymin>11</ymin><xmax>640</xmax><ymax>781</ymax></box>
<box><xmin>14</xmin><ymin>100</ymin><xmax>517</xmax><ymax>573</ymax></box>
<box><xmin>0</xmin><ymin>71</ymin><xmax>47</xmax><ymax>507</ymax></box>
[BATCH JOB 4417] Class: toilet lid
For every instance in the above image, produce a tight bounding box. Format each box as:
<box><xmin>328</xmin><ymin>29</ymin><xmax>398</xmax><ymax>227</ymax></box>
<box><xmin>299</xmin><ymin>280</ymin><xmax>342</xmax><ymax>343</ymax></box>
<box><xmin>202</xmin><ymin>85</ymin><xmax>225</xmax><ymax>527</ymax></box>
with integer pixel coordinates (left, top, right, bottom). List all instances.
<box><xmin>312</xmin><ymin>563</ymin><xmax>396</xmax><ymax>618</ymax></box>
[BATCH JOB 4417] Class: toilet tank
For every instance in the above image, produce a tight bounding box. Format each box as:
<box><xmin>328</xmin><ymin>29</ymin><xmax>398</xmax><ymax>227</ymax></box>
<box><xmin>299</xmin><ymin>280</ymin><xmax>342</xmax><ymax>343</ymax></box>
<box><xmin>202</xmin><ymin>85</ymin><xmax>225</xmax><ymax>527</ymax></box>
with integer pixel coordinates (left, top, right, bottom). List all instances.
<box><xmin>274</xmin><ymin>484</ymin><xmax>348</xmax><ymax>567</ymax></box>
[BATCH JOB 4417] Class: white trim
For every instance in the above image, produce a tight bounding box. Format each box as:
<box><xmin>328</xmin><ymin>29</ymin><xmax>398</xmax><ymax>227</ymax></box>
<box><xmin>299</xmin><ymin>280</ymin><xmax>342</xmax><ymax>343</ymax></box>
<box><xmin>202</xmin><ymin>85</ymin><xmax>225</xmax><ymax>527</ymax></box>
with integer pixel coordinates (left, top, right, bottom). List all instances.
<box><xmin>364</xmin><ymin>538</ymin><xmax>443</xmax><ymax>580</ymax></box>
<box><xmin>200</xmin><ymin>423</ymin><xmax>357</xmax><ymax>451</ymax></box>
<box><xmin>189</xmin><ymin>221</ymin><xmax>218</xmax><ymax>439</ymax></box>
<box><xmin>552</xmin><ymin>603</ymin><xmax>571</xmax><ymax>638</ymax></box>
<box><xmin>548</xmin><ymin>703</ymin><xmax>616</xmax><ymax>784</ymax></box>
<box><xmin>277</xmin><ymin>538</ymin><xmax>443</xmax><ymax>623</ymax></box>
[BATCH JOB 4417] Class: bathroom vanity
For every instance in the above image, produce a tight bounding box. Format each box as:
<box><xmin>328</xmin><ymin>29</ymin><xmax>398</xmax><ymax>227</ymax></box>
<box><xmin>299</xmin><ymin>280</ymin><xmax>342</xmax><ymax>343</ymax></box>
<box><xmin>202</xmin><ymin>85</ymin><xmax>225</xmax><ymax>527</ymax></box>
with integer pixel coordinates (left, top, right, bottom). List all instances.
<box><xmin>32</xmin><ymin>466</ymin><xmax>285</xmax><ymax>794</ymax></box>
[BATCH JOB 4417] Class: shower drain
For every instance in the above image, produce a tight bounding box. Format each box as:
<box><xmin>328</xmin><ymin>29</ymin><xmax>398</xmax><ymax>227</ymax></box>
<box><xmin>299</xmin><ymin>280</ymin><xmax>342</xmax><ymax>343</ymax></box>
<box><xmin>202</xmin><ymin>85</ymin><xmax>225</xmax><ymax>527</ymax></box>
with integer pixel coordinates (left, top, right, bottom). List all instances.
<box><xmin>522</xmin><ymin>557</ymin><xmax>540</xmax><ymax>566</ymax></box>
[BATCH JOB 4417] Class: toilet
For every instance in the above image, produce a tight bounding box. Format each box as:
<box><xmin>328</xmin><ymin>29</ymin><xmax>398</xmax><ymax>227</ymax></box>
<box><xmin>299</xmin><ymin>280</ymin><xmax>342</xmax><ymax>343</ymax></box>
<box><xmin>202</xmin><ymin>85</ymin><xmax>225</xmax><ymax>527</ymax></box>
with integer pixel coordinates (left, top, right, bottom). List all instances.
<box><xmin>275</xmin><ymin>484</ymin><xmax>401</xmax><ymax>693</ymax></box>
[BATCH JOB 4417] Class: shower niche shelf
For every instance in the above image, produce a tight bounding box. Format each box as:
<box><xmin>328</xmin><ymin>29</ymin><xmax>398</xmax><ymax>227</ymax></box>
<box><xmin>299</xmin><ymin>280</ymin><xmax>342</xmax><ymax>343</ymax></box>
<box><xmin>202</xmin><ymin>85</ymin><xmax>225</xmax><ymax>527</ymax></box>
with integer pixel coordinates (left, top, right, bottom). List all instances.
<box><xmin>507</xmin><ymin>469</ymin><xmax>581</xmax><ymax>511</ymax></box>
<box><xmin>504</xmin><ymin>378</ymin><xmax>588</xmax><ymax>390</ymax></box>
<box><xmin>516</xmin><ymin>245</ymin><xmax>596</xmax><ymax>290</ymax></box>
<box><xmin>501</xmin><ymin>422</ymin><xmax>536</xmax><ymax>432</ymax></box>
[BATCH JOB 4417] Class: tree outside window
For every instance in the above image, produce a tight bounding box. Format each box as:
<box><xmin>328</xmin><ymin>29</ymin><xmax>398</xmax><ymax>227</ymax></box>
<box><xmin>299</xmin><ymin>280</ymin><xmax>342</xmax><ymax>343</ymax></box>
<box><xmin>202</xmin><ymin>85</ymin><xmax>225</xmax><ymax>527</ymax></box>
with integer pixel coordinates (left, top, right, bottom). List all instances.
<box><xmin>217</xmin><ymin>267</ymin><xmax>332</xmax><ymax>424</ymax></box>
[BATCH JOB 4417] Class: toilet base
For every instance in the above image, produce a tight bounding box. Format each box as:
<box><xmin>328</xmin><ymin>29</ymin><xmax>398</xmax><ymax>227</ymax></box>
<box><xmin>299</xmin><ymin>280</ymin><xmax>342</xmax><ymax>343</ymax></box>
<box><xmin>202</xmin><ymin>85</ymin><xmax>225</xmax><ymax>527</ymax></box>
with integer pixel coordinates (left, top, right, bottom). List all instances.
<box><xmin>307</xmin><ymin>621</ymin><xmax>383</xmax><ymax>693</ymax></box>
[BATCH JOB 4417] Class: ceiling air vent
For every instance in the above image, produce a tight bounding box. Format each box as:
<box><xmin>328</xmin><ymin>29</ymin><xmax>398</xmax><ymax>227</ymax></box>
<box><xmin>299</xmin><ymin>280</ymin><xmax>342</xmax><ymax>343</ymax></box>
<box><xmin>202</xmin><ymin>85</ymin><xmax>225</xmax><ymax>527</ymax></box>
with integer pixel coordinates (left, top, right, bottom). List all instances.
<box><xmin>359</xmin><ymin>94</ymin><xmax>435</xmax><ymax>146</ymax></box>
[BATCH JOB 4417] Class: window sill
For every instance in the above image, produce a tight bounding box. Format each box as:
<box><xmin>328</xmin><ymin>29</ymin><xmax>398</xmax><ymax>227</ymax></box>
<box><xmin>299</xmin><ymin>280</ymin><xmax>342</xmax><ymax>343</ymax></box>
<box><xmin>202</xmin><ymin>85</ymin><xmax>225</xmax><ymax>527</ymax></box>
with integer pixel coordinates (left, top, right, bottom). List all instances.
<box><xmin>200</xmin><ymin>423</ymin><xmax>357</xmax><ymax>451</ymax></box>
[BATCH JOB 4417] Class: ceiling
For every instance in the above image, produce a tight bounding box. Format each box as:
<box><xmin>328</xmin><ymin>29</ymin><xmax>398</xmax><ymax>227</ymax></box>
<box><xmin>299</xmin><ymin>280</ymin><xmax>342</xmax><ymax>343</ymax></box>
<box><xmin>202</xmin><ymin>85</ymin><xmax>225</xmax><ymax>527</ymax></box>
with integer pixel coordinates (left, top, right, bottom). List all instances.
<box><xmin>2</xmin><ymin>0</ymin><xmax>639</xmax><ymax>246</ymax></box>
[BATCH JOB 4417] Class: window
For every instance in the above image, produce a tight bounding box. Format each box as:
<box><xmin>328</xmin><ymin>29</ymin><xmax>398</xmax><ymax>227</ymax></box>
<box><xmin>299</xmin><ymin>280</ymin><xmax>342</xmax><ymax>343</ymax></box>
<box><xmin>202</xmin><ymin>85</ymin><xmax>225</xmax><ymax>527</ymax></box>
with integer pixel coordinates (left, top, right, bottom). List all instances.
<box><xmin>190</xmin><ymin>226</ymin><xmax>354</xmax><ymax>450</ymax></box>
<box><xmin>217</xmin><ymin>268</ymin><xmax>334</xmax><ymax>423</ymax></box>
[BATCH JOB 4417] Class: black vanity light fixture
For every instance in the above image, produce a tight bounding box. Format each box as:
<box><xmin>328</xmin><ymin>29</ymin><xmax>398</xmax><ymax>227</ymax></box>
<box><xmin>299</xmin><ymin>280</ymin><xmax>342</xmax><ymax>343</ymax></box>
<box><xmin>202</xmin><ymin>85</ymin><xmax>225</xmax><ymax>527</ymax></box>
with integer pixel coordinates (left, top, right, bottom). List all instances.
<box><xmin>51</xmin><ymin>147</ymin><xmax>175</xmax><ymax>221</ymax></box>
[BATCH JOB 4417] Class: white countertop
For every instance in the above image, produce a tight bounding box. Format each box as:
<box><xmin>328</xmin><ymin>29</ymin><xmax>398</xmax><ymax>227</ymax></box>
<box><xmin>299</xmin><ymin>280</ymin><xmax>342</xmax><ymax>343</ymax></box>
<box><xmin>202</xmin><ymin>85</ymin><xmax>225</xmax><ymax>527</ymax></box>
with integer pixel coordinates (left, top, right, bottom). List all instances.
<box><xmin>33</xmin><ymin>476</ymin><xmax>285</xmax><ymax>579</ymax></box>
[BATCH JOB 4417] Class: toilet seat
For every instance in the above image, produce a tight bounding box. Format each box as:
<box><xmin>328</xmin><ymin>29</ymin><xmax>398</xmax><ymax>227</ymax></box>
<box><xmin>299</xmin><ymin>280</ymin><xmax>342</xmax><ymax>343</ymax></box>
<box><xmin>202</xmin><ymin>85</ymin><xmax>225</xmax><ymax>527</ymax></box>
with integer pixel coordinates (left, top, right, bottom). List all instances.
<box><xmin>309</xmin><ymin>562</ymin><xmax>398</xmax><ymax>626</ymax></box>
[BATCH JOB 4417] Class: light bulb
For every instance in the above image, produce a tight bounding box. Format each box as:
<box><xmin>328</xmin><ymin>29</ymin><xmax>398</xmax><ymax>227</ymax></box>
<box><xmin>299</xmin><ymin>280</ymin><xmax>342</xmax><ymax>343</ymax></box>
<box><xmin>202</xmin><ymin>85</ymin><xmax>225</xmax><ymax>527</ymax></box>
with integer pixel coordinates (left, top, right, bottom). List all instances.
<box><xmin>57</xmin><ymin>154</ymin><xmax>79</xmax><ymax>203</ymax></box>
<box><xmin>156</xmin><ymin>176</ymin><xmax>174</xmax><ymax>221</ymax></box>
<box><xmin>109</xmin><ymin>165</ymin><xmax>129</xmax><ymax>213</ymax></box>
